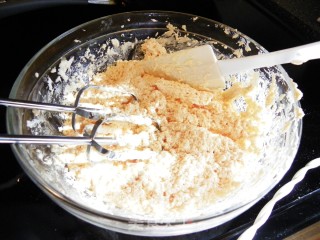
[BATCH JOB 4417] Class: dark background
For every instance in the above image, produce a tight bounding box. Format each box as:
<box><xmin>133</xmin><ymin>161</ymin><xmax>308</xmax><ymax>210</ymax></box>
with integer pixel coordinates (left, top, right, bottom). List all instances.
<box><xmin>0</xmin><ymin>0</ymin><xmax>319</xmax><ymax>239</ymax></box>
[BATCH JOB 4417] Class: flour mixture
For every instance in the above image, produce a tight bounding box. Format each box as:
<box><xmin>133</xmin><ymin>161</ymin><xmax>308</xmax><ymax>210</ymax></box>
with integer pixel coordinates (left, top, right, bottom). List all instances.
<box><xmin>27</xmin><ymin>25</ymin><xmax>303</xmax><ymax>219</ymax></box>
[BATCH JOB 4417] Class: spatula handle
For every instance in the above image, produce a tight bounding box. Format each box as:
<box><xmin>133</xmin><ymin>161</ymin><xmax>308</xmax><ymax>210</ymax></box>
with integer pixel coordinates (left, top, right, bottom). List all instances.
<box><xmin>218</xmin><ymin>41</ymin><xmax>320</xmax><ymax>75</ymax></box>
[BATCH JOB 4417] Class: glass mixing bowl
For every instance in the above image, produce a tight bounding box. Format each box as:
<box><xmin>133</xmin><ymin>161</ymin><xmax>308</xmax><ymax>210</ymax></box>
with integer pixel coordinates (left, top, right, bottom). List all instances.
<box><xmin>6</xmin><ymin>11</ymin><xmax>302</xmax><ymax>236</ymax></box>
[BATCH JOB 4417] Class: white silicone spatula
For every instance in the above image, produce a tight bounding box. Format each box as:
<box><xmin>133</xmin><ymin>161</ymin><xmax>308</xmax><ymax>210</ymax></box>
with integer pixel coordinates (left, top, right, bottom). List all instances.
<box><xmin>143</xmin><ymin>41</ymin><xmax>320</xmax><ymax>90</ymax></box>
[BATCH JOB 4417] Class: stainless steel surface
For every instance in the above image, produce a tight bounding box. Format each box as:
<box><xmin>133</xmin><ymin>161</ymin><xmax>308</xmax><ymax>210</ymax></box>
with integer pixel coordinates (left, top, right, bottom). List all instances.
<box><xmin>0</xmin><ymin>135</ymin><xmax>117</xmax><ymax>145</ymax></box>
<box><xmin>0</xmin><ymin>84</ymin><xmax>124</xmax><ymax>154</ymax></box>
<box><xmin>0</xmin><ymin>84</ymin><xmax>106</xmax><ymax>122</ymax></box>
<box><xmin>1</xmin><ymin>84</ymin><xmax>138</xmax><ymax>131</ymax></box>
<box><xmin>88</xmin><ymin>0</ymin><xmax>116</xmax><ymax>4</ymax></box>
<box><xmin>0</xmin><ymin>98</ymin><xmax>76</xmax><ymax>113</ymax></box>
<box><xmin>0</xmin><ymin>96</ymin><xmax>106</xmax><ymax>130</ymax></box>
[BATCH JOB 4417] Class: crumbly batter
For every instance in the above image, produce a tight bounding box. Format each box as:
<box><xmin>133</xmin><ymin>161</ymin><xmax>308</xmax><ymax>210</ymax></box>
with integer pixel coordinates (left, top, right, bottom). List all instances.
<box><xmin>31</xmin><ymin>31</ymin><xmax>303</xmax><ymax>219</ymax></box>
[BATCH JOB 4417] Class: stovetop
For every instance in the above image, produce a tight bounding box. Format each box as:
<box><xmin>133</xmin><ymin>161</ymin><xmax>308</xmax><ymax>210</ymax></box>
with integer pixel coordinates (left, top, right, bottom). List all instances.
<box><xmin>0</xmin><ymin>1</ymin><xmax>319</xmax><ymax>239</ymax></box>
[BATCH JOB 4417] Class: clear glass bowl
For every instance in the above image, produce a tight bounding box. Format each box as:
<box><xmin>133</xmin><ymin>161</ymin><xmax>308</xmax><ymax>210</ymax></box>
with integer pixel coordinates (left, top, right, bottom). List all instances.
<box><xmin>6</xmin><ymin>11</ymin><xmax>302</xmax><ymax>236</ymax></box>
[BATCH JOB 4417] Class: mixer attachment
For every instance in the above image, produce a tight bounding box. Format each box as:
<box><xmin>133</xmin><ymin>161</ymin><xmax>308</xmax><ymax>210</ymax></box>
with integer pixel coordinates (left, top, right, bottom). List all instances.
<box><xmin>0</xmin><ymin>84</ymin><xmax>159</xmax><ymax>159</ymax></box>
<box><xmin>71</xmin><ymin>84</ymin><xmax>138</xmax><ymax>130</ymax></box>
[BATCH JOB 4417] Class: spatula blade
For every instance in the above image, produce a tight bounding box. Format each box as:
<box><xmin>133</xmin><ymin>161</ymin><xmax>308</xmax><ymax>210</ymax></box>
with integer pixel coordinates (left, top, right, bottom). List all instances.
<box><xmin>143</xmin><ymin>45</ymin><xmax>225</xmax><ymax>90</ymax></box>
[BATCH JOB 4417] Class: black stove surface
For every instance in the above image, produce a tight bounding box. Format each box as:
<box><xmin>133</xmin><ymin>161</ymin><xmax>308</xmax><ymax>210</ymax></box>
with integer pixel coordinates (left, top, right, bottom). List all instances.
<box><xmin>0</xmin><ymin>1</ymin><xmax>319</xmax><ymax>239</ymax></box>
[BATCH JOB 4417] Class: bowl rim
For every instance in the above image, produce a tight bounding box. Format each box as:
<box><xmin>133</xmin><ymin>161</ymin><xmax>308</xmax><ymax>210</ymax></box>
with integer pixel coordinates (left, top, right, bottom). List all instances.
<box><xmin>6</xmin><ymin>9</ymin><xmax>303</xmax><ymax>229</ymax></box>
